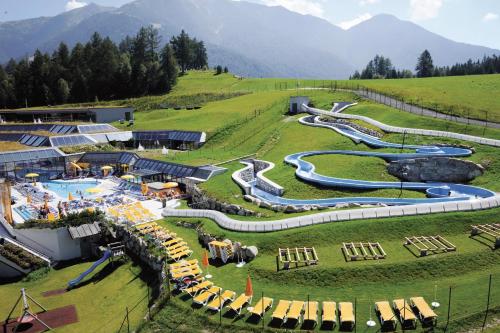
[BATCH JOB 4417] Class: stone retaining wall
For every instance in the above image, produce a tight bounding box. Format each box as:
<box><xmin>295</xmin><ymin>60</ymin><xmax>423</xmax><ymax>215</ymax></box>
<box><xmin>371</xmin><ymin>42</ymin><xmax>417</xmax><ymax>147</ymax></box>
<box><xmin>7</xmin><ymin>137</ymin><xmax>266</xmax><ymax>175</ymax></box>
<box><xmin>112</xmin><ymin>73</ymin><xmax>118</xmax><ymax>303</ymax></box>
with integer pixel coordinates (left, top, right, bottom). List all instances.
<box><xmin>186</xmin><ymin>184</ymin><xmax>256</xmax><ymax>216</ymax></box>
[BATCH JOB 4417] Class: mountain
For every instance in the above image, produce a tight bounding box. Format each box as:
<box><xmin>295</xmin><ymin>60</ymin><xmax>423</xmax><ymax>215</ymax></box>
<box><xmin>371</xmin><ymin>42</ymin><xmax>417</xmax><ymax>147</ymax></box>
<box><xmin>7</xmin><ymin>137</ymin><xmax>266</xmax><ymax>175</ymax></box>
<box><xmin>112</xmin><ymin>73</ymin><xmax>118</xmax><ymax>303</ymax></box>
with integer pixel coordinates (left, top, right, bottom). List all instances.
<box><xmin>0</xmin><ymin>0</ymin><xmax>498</xmax><ymax>78</ymax></box>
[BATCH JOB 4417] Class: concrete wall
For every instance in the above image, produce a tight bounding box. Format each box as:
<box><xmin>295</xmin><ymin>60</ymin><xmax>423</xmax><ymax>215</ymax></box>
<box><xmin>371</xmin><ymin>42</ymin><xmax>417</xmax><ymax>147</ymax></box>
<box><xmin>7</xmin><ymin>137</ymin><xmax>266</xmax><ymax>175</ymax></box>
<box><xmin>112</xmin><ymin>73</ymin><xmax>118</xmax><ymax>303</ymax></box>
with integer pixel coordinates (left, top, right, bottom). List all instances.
<box><xmin>92</xmin><ymin>108</ymin><xmax>134</xmax><ymax>123</ymax></box>
<box><xmin>14</xmin><ymin>227</ymin><xmax>81</xmax><ymax>261</ymax></box>
<box><xmin>289</xmin><ymin>97</ymin><xmax>310</xmax><ymax>114</ymax></box>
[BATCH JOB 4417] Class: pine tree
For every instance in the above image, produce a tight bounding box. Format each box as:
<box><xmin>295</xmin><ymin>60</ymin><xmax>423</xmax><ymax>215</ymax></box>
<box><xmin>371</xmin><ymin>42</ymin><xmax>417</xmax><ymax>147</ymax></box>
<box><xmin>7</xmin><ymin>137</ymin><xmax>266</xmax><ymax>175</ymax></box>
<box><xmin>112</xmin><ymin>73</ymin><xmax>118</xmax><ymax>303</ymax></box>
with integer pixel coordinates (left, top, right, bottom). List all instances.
<box><xmin>416</xmin><ymin>50</ymin><xmax>434</xmax><ymax>78</ymax></box>
<box><xmin>160</xmin><ymin>44</ymin><xmax>178</xmax><ymax>92</ymax></box>
<box><xmin>170</xmin><ymin>30</ymin><xmax>193</xmax><ymax>74</ymax></box>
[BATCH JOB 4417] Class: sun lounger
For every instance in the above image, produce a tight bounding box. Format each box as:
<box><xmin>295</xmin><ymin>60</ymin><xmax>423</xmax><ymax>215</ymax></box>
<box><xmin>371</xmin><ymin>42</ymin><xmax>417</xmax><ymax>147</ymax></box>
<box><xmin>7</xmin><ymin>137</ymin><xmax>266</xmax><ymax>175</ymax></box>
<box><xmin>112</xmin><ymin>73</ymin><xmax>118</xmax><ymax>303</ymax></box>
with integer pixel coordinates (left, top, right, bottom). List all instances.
<box><xmin>167</xmin><ymin>246</ymin><xmax>190</xmax><ymax>255</ymax></box>
<box><xmin>227</xmin><ymin>294</ymin><xmax>252</xmax><ymax>315</ymax></box>
<box><xmin>170</xmin><ymin>259</ymin><xmax>198</xmax><ymax>269</ymax></box>
<box><xmin>166</xmin><ymin>242</ymin><xmax>188</xmax><ymax>251</ymax></box>
<box><xmin>164</xmin><ymin>238</ymin><xmax>183</xmax><ymax>247</ymax></box>
<box><xmin>169</xmin><ymin>261</ymin><xmax>198</xmax><ymax>274</ymax></box>
<box><xmin>193</xmin><ymin>286</ymin><xmax>221</xmax><ymax>306</ymax></box>
<box><xmin>339</xmin><ymin>302</ymin><xmax>355</xmax><ymax>331</ymax></box>
<box><xmin>303</xmin><ymin>301</ymin><xmax>318</xmax><ymax>325</ymax></box>
<box><xmin>375</xmin><ymin>301</ymin><xmax>397</xmax><ymax>330</ymax></box>
<box><xmin>207</xmin><ymin>290</ymin><xmax>236</xmax><ymax>311</ymax></box>
<box><xmin>249</xmin><ymin>297</ymin><xmax>273</xmax><ymax>319</ymax></box>
<box><xmin>183</xmin><ymin>280</ymin><xmax>213</xmax><ymax>296</ymax></box>
<box><xmin>170</xmin><ymin>249</ymin><xmax>193</xmax><ymax>261</ymax></box>
<box><xmin>171</xmin><ymin>267</ymin><xmax>202</xmax><ymax>280</ymax></box>
<box><xmin>272</xmin><ymin>300</ymin><xmax>291</xmax><ymax>322</ymax></box>
<box><xmin>393</xmin><ymin>299</ymin><xmax>417</xmax><ymax>328</ymax></box>
<box><xmin>410</xmin><ymin>297</ymin><xmax>437</xmax><ymax>326</ymax></box>
<box><xmin>287</xmin><ymin>300</ymin><xmax>305</xmax><ymax>324</ymax></box>
<box><xmin>322</xmin><ymin>301</ymin><xmax>337</xmax><ymax>326</ymax></box>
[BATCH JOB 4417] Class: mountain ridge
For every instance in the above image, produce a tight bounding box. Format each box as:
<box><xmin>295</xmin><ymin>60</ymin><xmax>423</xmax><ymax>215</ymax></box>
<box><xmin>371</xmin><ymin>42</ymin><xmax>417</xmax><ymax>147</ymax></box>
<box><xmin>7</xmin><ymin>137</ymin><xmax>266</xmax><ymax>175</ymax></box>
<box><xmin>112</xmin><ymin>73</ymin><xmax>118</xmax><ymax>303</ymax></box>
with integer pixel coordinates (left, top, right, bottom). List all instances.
<box><xmin>0</xmin><ymin>0</ymin><xmax>497</xmax><ymax>78</ymax></box>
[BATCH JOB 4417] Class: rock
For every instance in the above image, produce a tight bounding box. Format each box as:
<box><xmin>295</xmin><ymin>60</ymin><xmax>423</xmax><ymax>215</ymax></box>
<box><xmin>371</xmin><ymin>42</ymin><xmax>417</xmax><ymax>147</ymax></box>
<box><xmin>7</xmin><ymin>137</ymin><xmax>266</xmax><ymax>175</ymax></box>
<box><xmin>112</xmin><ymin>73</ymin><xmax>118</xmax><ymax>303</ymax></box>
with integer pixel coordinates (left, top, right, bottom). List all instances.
<box><xmin>245</xmin><ymin>246</ymin><xmax>258</xmax><ymax>260</ymax></box>
<box><xmin>259</xmin><ymin>201</ymin><xmax>272</xmax><ymax>209</ymax></box>
<box><xmin>335</xmin><ymin>203</ymin><xmax>349</xmax><ymax>209</ymax></box>
<box><xmin>254</xmin><ymin>199</ymin><xmax>262</xmax><ymax>207</ymax></box>
<box><xmin>284</xmin><ymin>205</ymin><xmax>298</xmax><ymax>213</ymax></box>
<box><xmin>271</xmin><ymin>205</ymin><xmax>281</xmax><ymax>212</ymax></box>
<box><xmin>237</xmin><ymin>209</ymin><xmax>246</xmax><ymax>216</ymax></box>
<box><xmin>388</xmin><ymin>157</ymin><xmax>484</xmax><ymax>183</ymax></box>
<box><xmin>243</xmin><ymin>195</ymin><xmax>254</xmax><ymax>202</ymax></box>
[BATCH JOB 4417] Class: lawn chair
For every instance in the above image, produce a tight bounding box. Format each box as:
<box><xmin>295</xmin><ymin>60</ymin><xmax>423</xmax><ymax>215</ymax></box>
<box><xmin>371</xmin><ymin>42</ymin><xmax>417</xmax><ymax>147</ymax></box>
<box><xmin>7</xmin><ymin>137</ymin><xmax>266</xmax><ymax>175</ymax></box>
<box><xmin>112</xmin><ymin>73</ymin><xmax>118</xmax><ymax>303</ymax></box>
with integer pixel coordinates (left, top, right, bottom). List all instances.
<box><xmin>227</xmin><ymin>294</ymin><xmax>252</xmax><ymax>315</ymax></box>
<box><xmin>170</xmin><ymin>259</ymin><xmax>198</xmax><ymax>269</ymax></box>
<box><xmin>321</xmin><ymin>301</ymin><xmax>337</xmax><ymax>328</ymax></box>
<box><xmin>303</xmin><ymin>301</ymin><xmax>318</xmax><ymax>327</ymax></box>
<box><xmin>339</xmin><ymin>302</ymin><xmax>355</xmax><ymax>331</ymax></box>
<box><xmin>393</xmin><ymin>299</ymin><xmax>417</xmax><ymax>329</ymax></box>
<box><xmin>207</xmin><ymin>290</ymin><xmax>236</xmax><ymax>312</ymax></box>
<box><xmin>286</xmin><ymin>300</ymin><xmax>305</xmax><ymax>324</ymax></box>
<box><xmin>409</xmin><ymin>297</ymin><xmax>437</xmax><ymax>327</ymax></box>
<box><xmin>249</xmin><ymin>297</ymin><xmax>273</xmax><ymax>320</ymax></box>
<box><xmin>171</xmin><ymin>266</ymin><xmax>202</xmax><ymax>280</ymax></box>
<box><xmin>271</xmin><ymin>300</ymin><xmax>291</xmax><ymax>323</ymax></box>
<box><xmin>183</xmin><ymin>280</ymin><xmax>213</xmax><ymax>297</ymax></box>
<box><xmin>193</xmin><ymin>286</ymin><xmax>221</xmax><ymax>306</ymax></box>
<box><xmin>170</xmin><ymin>249</ymin><xmax>193</xmax><ymax>261</ymax></box>
<box><xmin>375</xmin><ymin>301</ymin><xmax>397</xmax><ymax>330</ymax></box>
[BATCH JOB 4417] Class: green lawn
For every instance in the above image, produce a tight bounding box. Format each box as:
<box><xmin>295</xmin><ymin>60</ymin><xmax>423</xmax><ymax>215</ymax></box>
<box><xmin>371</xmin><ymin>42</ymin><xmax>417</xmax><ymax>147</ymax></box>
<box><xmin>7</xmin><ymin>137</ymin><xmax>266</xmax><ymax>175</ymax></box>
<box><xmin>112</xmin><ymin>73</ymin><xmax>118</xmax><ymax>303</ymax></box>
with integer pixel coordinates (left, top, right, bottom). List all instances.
<box><xmin>140</xmin><ymin>208</ymin><xmax>500</xmax><ymax>332</ymax></box>
<box><xmin>355</xmin><ymin>74</ymin><xmax>500</xmax><ymax>122</ymax></box>
<box><xmin>0</xmin><ymin>260</ymin><xmax>150</xmax><ymax>332</ymax></box>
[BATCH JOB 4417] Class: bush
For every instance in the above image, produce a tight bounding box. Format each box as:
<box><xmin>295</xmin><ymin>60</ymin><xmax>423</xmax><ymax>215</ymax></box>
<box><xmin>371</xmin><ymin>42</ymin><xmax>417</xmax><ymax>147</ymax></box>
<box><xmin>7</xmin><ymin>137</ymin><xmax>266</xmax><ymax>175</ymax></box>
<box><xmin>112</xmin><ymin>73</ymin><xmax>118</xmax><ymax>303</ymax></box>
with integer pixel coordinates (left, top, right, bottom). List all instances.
<box><xmin>17</xmin><ymin>209</ymin><xmax>107</xmax><ymax>230</ymax></box>
<box><xmin>0</xmin><ymin>243</ymin><xmax>47</xmax><ymax>270</ymax></box>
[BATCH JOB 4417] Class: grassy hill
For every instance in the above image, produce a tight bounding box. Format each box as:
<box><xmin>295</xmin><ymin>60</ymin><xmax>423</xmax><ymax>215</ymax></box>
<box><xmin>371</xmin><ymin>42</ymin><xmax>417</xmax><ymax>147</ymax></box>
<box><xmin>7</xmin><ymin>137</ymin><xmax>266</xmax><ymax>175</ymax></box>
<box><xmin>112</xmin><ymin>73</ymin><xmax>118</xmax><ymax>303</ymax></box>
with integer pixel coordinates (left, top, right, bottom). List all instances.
<box><xmin>354</xmin><ymin>74</ymin><xmax>500</xmax><ymax>123</ymax></box>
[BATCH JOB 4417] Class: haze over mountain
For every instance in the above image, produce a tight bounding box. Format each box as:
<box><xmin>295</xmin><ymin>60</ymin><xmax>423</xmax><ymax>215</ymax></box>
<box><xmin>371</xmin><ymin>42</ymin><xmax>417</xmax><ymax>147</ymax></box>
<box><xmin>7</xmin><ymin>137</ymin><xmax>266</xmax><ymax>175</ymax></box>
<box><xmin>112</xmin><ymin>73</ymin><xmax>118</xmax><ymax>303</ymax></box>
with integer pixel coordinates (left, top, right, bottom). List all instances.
<box><xmin>0</xmin><ymin>0</ymin><xmax>498</xmax><ymax>78</ymax></box>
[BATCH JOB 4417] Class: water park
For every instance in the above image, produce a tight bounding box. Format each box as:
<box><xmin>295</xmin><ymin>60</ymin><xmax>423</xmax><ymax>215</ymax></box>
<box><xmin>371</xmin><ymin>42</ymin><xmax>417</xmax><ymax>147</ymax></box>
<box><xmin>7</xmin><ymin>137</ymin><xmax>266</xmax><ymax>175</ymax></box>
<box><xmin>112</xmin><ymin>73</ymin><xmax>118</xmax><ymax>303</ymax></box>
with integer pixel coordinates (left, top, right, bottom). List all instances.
<box><xmin>1</xmin><ymin>73</ymin><xmax>499</xmax><ymax>333</ymax></box>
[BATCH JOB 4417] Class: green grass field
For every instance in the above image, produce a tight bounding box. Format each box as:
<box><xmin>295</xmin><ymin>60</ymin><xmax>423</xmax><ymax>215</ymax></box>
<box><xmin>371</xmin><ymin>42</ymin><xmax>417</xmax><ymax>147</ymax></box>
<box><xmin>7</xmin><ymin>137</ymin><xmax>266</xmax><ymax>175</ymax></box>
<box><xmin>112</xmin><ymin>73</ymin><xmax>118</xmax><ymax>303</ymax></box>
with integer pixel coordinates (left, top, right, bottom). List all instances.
<box><xmin>355</xmin><ymin>74</ymin><xmax>500</xmax><ymax>123</ymax></box>
<box><xmin>0</xmin><ymin>260</ymin><xmax>150</xmax><ymax>332</ymax></box>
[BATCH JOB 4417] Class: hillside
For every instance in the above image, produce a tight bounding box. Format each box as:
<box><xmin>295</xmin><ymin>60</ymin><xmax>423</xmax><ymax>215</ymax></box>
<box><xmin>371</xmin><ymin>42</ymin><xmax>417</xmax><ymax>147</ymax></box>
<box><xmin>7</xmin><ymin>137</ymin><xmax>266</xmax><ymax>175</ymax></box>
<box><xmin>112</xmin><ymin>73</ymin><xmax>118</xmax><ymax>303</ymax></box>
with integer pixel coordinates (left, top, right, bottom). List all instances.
<box><xmin>1</xmin><ymin>0</ymin><xmax>498</xmax><ymax>78</ymax></box>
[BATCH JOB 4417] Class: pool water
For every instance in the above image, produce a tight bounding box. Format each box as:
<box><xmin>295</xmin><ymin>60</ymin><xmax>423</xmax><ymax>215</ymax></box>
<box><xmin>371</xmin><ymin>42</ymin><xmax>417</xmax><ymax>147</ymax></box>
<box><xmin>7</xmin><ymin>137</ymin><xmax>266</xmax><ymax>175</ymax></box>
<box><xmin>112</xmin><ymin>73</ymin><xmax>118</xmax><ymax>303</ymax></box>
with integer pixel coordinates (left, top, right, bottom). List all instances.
<box><xmin>42</xmin><ymin>180</ymin><xmax>101</xmax><ymax>199</ymax></box>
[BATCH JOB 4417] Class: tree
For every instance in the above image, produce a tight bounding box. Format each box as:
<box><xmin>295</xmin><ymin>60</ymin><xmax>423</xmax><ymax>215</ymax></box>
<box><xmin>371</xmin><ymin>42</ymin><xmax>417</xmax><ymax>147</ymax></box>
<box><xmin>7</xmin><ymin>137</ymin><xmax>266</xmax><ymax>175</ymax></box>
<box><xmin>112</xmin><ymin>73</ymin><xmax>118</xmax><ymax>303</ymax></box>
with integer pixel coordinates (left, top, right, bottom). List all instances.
<box><xmin>170</xmin><ymin>30</ymin><xmax>192</xmax><ymax>74</ymax></box>
<box><xmin>55</xmin><ymin>78</ymin><xmax>70</xmax><ymax>104</ymax></box>
<box><xmin>223</xmin><ymin>66</ymin><xmax>228</xmax><ymax>73</ymax></box>
<box><xmin>215</xmin><ymin>65</ymin><xmax>223</xmax><ymax>75</ymax></box>
<box><xmin>416</xmin><ymin>49</ymin><xmax>434</xmax><ymax>78</ymax></box>
<box><xmin>159</xmin><ymin>44</ymin><xmax>178</xmax><ymax>92</ymax></box>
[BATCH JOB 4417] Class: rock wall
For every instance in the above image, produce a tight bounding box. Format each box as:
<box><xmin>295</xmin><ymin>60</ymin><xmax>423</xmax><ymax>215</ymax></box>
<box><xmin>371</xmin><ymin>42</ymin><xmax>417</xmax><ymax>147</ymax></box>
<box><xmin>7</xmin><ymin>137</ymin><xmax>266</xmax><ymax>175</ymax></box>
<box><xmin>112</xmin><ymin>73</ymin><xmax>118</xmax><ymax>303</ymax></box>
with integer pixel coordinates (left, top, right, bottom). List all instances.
<box><xmin>253</xmin><ymin>160</ymin><xmax>284</xmax><ymax>196</ymax></box>
<box><xmin>388</xmin><ymin>157</ymin><xmax>484</xmax><ymax>182</ymax></box>
<box><xmin>186</xmin><ymin>184</ymin><xmax>257</xmax><ymax>216</ymax></box>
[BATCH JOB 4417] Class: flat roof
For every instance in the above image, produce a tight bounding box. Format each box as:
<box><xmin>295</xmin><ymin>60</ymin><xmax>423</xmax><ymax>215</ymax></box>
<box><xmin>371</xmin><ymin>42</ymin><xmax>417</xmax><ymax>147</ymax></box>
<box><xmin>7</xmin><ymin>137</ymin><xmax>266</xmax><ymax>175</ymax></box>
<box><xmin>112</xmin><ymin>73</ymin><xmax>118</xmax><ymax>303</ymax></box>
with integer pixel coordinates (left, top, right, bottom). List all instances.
<box><xmin>0</xmin><ymin>107</ymin><xmax>132</xmax><ymax>114</ymax></box>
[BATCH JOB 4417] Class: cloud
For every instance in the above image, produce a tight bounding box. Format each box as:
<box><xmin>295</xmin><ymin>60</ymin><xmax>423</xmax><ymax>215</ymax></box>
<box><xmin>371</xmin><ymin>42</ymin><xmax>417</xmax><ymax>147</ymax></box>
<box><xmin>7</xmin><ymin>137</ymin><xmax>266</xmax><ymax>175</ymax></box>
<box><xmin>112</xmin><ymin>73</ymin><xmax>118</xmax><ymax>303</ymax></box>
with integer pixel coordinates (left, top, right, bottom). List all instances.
<box><xmin>65</xmin><ymin>0</ymin><xmax>88</xmax><ymax>11</ymax></box>
<box><xmin>410</xmin><ymin>0</ymin><xmax>442</xmax><ymax>21</ymax></box>
<box><xmin>337</xmin><ymin>13</ymin><xmax>372</xmax><ymax>30</ymax></box>
<box><xmin>483</xmin><ymin>12</ymin><xmax>498</xmax><ymax>22</ymax></box>
<box><xmin>259</xmin><ymin>0</ymin><xmax>325</xmax><ymax>18</ymax></box>
<box><xmin>360</xmin><ymin>0</ymin><xmax>380</xmax><ymax>6</ymax></box>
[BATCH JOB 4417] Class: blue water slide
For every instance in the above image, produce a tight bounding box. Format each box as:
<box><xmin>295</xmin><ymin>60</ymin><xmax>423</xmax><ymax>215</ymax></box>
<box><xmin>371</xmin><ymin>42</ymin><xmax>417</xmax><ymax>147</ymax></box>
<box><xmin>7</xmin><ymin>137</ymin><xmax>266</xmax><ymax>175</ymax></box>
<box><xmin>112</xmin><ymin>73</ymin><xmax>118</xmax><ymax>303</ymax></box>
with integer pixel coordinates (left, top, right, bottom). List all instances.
<box><xmin>68</xmin><ymin>250</ymin><xmax>112</xmax><ymax>288</ymax></box>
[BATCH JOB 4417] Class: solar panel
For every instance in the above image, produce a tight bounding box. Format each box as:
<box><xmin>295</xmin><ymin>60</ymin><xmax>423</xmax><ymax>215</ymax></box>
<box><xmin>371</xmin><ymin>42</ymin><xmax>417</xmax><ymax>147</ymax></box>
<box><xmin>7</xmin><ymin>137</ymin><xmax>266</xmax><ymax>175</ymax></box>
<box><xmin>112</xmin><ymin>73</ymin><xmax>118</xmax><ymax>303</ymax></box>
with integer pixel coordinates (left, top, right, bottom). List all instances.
<box><xmin>50</xmin><ymin>135</ymin><xmax>95</xmax><ymax>147</ymax></box>
<box><xmin>77</xmin><ymin>124</ymin><xmax>119</xmax><ymax>134</ymax></box>
<box><xmin>132</xmin><ymin>130</ymin><xmax>203</xmax><ymax>143</ymax></box>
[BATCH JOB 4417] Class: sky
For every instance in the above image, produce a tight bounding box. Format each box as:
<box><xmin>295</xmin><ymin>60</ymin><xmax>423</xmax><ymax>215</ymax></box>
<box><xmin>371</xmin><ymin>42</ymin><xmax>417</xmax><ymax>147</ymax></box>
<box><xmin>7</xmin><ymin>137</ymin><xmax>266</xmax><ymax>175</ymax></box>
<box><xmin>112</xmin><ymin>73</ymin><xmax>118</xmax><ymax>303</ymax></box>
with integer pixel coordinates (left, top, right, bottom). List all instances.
<box><xmin>1</xmin><ymin>0</ymin><xmax>499</xmax><ymax>49</ymax></box>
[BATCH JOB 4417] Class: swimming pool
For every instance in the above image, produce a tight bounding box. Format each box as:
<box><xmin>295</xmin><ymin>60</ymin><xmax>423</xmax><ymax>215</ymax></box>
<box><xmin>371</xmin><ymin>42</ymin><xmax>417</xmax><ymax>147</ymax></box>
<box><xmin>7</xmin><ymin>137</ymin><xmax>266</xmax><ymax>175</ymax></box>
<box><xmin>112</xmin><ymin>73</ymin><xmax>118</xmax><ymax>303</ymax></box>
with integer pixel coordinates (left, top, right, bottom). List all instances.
<box><xmin>42</xmin><ymin>180</ymin><xmax>101</xmax><ymax>199</ymax></box>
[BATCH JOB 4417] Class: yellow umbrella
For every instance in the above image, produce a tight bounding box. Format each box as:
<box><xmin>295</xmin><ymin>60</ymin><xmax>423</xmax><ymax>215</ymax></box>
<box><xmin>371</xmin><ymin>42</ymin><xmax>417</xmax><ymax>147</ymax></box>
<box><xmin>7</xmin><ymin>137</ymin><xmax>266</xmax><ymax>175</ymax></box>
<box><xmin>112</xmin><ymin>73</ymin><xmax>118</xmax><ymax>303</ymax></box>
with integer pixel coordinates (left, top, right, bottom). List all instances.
<box><xmin>25</xmin><ymin>173</ymin><xmax>39</xmax><ymax>178</ymax></box>
<box><xmin>70</xmin><ymin>162</ymin><xmax>82</xmax><ymax>170</ymax></box>
<box><xmin>101</xmin><ymin>166</ymin><xmax>113</xmax><ymax>170</ymax></box>
<box><xmin>68</xmin><ymin>192</ymin><xmax>74</xmax><ymax>201</ymax></box>
<box><xmin>121</xmin><ymin>174</ymin><xmax>135</xmax><ymax>180</ymax></box>
<box><xmin>86</xmin><ymin>187</ymin><xmax>103</xmax><ymax>194</ymax></box>
<box><xmin>163</xmin><ymin>182</ymin><xmax>178</xmax><ymax>189</ymax></box>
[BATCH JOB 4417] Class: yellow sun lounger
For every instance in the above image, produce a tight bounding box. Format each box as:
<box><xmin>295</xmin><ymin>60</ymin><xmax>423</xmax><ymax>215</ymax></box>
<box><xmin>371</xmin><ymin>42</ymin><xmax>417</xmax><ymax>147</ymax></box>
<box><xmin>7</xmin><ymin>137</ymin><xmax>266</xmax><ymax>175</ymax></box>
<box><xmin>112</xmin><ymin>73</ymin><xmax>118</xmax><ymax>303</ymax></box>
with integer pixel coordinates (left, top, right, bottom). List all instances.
<box><xmin>183</xmin><ymin>280</ymin><xmax>213</xmax><ymax>296</ymax></box>
<box><xmin>169</xmin><ymin>261</ymin><xmax>198</xmax><ymax>274</ymax></box>
<box><xmin>135</xmin><ymin>222</ymin><xmax>157</xmax><ymax>230</ymax></box>
<box><xmin>375</xmin><ymin>301</ymin><xmax>397</xmax><ymax>330</ymax></box>
<box><xmin>170</xmin><ymin>259</ymin><xmax>198</xmax><ymax>269</ymax></box>
<box><xmin>393</xmin><ymin>299</ymin><xmax>417</xmax><ymax>328</ymax></box>
<box><xmin>166</xmin><ymin>242</ymin><xmax>188</xmax><ymax>251</ymax></box>
<box><xmin>170</xmin><ymin>249</ymin><xmax>193</xmax><ymax>261</ymax></box>
<box><xmin>303</xmin><ymin>301</ymin><xmax>318</xmax><ymax>325</ymax></box>
<box><xmin>167</xmin><ymin>246</ymin><xmax>190</xmax><ymax>255</ymax></box>
<box><xmin>410</xmin><ymin>297</ymin><xmax>437</xmax><ymax>326</ymax></box>
<box><xmin>207</xmin><ymin>290</ymin><xmax>236</xmax><ymax>311</ymax></box>
<box><xmin>272</xmin><ymin>300</ymin><xmax>291</xmax><ymax>322</ymax></box>
<box><xmin>322</xmin><ymin>301</ymin><xmax>337</xmax><ymax>326</ymax></box>
<box><xmin>171</xmin><ymin>267</ymin><xmax>202</xmax><ymax>280</ymax></box>
<box><xmin>193</xmin><ymin>286</ymin><xmax>222</xmax><ymax>306</ymax></box>
<box><xmin>287</xmin><ymin>300</ymin><xmax>305</xmax><ymax>323</ymax></box>
<box><xmin>163</xmin><ymin>238</ymin><xmax>183</xmax><ymax>247</ymax></box>
<box><xmin>227</xmin><ymin>294</ymin><xmax>252</xmax><ymax>315</ymax></box>
<box><xmin>339</xmin><ymin>302</ymin><xmax>355</xmax><ymax>330</ymax></box>
<box><xmin>249</xmin><ymin>297</ymin><xmax>274</xmax><ymax>319</ymax></box>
